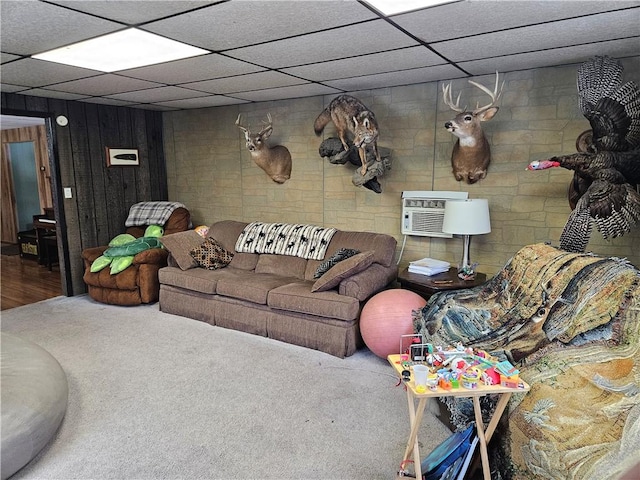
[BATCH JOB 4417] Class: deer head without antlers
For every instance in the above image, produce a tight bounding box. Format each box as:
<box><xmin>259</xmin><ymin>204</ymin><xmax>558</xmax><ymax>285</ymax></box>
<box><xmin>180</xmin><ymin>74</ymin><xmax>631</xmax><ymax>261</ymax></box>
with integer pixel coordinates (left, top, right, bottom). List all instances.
<box><xmin>443</xmin><ymin>71</ymin><xmax>504</xmax><ymax>184</ymax></box>
<box><xmin>235</xmin><ymin>113</ymin><xmax>292</xmax><ymax>184</ymax></box>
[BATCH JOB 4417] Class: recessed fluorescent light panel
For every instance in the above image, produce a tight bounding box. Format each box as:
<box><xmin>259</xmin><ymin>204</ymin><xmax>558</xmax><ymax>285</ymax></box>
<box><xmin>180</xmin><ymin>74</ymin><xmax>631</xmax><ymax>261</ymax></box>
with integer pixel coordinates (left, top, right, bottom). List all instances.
<box><xmin>32</xmin><ymin>28</ymin><xmax>209</xmax><ymax>72</ymax></box>
<box><xmin>364</xmin><ymin>0</ymin><xmax>459</xmax><ymax>16</ymax></box>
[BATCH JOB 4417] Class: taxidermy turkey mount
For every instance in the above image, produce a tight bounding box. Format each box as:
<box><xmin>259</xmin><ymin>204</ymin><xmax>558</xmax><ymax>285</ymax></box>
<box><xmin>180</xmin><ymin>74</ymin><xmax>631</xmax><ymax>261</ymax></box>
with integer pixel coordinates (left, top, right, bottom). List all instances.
<box><xmin>527</xmin><ymin>56</ymin><xmax>640</xmax><ymax>253</ymax></box>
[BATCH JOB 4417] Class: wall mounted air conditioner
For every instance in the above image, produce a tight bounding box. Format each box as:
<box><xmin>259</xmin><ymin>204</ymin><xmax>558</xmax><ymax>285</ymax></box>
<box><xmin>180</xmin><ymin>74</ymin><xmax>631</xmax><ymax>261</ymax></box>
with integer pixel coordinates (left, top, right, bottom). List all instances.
<box><xmin>401</xmin><ymin>191</ymin><xmax>468</xmax><ymax>237</ymax></box>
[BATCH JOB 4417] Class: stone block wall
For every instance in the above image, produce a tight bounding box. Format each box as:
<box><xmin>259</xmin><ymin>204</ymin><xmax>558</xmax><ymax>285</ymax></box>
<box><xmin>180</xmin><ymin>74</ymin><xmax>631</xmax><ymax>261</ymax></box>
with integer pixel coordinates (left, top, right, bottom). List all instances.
<box><xmin>164</xmin><ymin>58</ymin><xmax>640</xmax><ymax>275</ymax></box>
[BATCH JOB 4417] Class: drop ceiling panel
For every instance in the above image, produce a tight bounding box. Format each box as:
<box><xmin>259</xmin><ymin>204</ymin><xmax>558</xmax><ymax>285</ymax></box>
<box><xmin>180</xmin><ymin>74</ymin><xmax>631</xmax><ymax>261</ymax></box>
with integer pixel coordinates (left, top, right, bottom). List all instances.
<box><xmin>434</xmin><ymin>10</ymin><xmax>640</xmax><ymax>63</ymax></box>
<box><xmin>0</xmin><ymin>84</ymin><xmax>29</xmax><ymax>94</ymax></box>
<box><xmin>282</xmin><ymin>46</ymin><xmax>445</xmax><ymax>82</ymax></box>
<box><xmin>0</xmin><ymin>1</ymin><xmax>123</xmax><ymax>55</ymax></box>
<box><xmin>48</xmin><ymin>0</ymin><xmax>214</xmax><ymax>25</ymax></box>
<box><xmin>233</xmin><ymin>84</ymin><xmax>341</xmax><ymax>102</ymax></box>
<box><xmin>106</xmin><ymin>86</ymin><xmax>210</xmax><ymax>103</ymax></box>
<box><xmin>324</xmin><ymin>64</ymin><xmax>465</xmax><ymax>91</ymax></box>
<box><xmin>17</xmin><ymin>88</ymin><xmax>90</xmax><ymax>101</ymax></box>
<box><xmin>143</xmin><ymin>1</ymin><xmax>378</xmax><ymax>51</ymax></box>
<box><xmin>81</xmin><ymin>97</ymin><xmax>140</xmax><ymax>107</ymax></box>
<box><xmin>185</xmin><ymin>71</ymin><xmax>308</xmax><ymax>95</ymax></box>
<box><xmin>0</xmin><ymin>59</ymin><xmax>101</xmax><ymax>88</ymax></box>
<box><xmin>1</xmin><ymin>1</ymin><xmax>639</xmax><ymax>110</ymax></box>
<box><xmin>227</xmin><ymin>20</ymin><xmax>418</xmax><ymax>69</ymax></box>
<box><xmin>392</xmin><ymin>1</ymin><xmax>638</xmax><ymax>43</ymax></box>
<box><xmin>1</xmin><ymin>53</ymin><xmax>20</xmax><ymax>64</ymax></box>
<box><xmin>120</xmin><ymin>54</ymin><xmax>265</xmax><ymax>84</ymax></box>
<box><xmin>45</xmin><ymin>74</ymin><xmax>163</xmax><ymax>96</ymax></box>
<box><xmin>459</xmin><ymin>38</ymin><xmax>640</xmax><ymax>76</ymax></box>
<box><xmin>153</xmin><ymin>96</ymin><xmax>250</xmax><ymax>109</ymax></box>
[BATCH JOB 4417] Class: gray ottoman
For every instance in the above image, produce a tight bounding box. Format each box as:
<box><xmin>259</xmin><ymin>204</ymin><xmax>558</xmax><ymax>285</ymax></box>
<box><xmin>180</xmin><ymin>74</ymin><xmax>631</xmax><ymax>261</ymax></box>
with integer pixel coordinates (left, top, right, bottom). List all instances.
<box><xmin>1</xmin><ymin>333</ymin><xmax>68</xmax><ymax>479</ymax></box>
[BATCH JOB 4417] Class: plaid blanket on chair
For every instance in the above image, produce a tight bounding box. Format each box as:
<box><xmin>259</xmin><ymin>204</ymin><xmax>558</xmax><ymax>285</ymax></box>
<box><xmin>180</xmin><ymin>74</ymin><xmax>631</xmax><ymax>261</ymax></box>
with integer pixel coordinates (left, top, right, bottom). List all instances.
<box><xmin>125</xmin><ymin>201</ymin><xmax>188</xmax><ymax>227</ymax></box>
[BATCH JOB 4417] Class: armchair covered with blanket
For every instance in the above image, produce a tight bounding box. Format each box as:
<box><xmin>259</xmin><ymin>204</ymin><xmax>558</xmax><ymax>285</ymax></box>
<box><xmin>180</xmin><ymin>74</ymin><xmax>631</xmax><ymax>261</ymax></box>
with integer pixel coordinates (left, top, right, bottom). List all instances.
<box><xmin>412</xmin><ymin>243</ymin><xmax>640</xmax><ymax>480</ymax></box>
<box><xmin>82</xmin><ymin>202</ymin><xmax>191</xmax><ymax>306</ymax></box>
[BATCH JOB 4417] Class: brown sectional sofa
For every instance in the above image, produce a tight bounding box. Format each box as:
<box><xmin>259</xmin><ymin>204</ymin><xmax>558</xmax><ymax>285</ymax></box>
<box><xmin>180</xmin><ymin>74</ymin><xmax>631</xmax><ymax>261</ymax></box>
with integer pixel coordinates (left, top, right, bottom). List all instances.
<box><xmin>158</xmin><ymin>220</ymin><xmax>398</xmax><ymax>357</ymax></box>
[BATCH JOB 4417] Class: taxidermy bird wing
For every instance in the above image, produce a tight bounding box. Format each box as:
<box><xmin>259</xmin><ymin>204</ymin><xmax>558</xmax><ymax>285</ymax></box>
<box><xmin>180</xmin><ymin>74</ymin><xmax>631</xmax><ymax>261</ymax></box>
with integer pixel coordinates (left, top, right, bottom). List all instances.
<box><xmin>577</xmin><ymin>56</ymin><xmax>640</xmax><ymax>152</ymax></box>
<box><xmin>559</xmin><ymin>175</ymin><xmax>640</xmax><ymax>253</ymax></box>
<box><xmin>568</xmin><ymin>56</ymin><xmax>640</xmax><ymax>209</ymax></box>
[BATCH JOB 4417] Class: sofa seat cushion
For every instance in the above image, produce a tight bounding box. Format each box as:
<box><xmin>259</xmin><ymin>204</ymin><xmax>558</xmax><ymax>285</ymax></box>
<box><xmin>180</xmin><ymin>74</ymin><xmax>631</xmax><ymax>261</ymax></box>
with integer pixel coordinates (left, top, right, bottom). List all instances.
<box><xmin>216</xmin><ymin>272</ymin><xmax>295</xmax><ymax>304</ymax></box>
<box><xmin>158</xmin><ymin>266</ymin><xmax>239</xmax><ymax>295</ymax></box>
<box><xmin>268</xmin><ymin>282</ymin><xmax>360</xmax><ymax>321</ymax></box>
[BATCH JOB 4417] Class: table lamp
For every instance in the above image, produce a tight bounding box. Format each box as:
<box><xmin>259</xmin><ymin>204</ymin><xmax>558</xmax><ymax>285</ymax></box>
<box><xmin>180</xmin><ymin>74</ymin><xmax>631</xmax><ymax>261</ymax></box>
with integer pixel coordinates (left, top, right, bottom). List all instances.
<box><xmin>442</xmin><ymin>199</ymin><xmax>491</xmax><ymax>280</ymax></box>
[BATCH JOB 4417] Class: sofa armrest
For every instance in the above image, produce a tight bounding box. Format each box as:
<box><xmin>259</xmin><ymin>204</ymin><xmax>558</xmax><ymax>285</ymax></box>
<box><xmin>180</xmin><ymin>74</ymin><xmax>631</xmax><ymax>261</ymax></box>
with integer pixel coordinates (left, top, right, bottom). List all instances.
<box><xmin>339</xmin><ymin>263</ymin><xmax>398</xmax><ymax>301</ymax></box>
<box><xmin>132</xmin><ymin>248</ymin><xmax>169</xmax><ymax>265</ymax></box>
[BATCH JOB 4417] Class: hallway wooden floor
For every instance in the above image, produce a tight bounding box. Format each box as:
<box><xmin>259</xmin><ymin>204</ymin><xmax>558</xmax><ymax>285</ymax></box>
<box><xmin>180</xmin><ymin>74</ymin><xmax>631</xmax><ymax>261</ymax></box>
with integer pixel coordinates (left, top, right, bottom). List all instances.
<box><xmin>1</xmin><ymin>252</ymin><xmax>62</xmax><ymax>310</ymax></box>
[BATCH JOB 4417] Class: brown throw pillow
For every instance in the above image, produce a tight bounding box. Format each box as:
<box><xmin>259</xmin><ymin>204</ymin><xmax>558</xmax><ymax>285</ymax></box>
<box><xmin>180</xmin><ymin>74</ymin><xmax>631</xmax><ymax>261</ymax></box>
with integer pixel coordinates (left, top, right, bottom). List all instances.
<box><xmin>190</xmin><ymin>237</ymin><xmax>234</xmax><ymax>270</ymax></box>
<box><xmin>311</xmin><ymin>251</ymin><xmax>374</xmax><ymax>292</ymax></box>
<box><xmin>160</xmin><ymin>230</ymin><xmax>204</xmax><ymax>270</ymax></box>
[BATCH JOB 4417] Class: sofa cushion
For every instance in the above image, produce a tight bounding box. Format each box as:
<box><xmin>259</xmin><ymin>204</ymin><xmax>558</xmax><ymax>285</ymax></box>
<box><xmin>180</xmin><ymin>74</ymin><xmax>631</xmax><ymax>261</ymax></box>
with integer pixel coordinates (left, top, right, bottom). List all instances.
<box><xmin>216</xmin><ymin>272</ymin><xmax>294</xmax><ymax>305</ymax></box>
<box><xmin>190</xmin><ymin>237</ymin><xmax>234</xmax><ymax>270</ymax></box>
<box><xmin>158</xmin><ymin>266</ymin><xmax>239</xmax><ymax>295</ymax></box>
<box><xmin>208</xmin><ymin>220</ymin><xmax>248</xmax><ymax>252</ymax></box>
<box><xmin>312</xmin><ymin>251</ymin><xmax>375</xmax><ymax>292</ymax></box>
<box><xmin>160</xmin><ymin>230</ymin><xmax>203</xmax><ymax>270</ymax></box>
<box><xmin>255</xmin><ymin>254</ymin><xmax>307</xmax><ymax>279</ymax></box>
<box><xmin>268</xmin><ymin>282</ymin><xmax>360</xmax><ymax>321</ymax></box>
<box><xmin>314</xmin><ymin>248</ymin><xmax>360</xmax><ymax>278</ymax></box>
<box><xmin>229</xmin><ymin>252</ymin><xmax>259</xmax><ymax>271</ymax></box>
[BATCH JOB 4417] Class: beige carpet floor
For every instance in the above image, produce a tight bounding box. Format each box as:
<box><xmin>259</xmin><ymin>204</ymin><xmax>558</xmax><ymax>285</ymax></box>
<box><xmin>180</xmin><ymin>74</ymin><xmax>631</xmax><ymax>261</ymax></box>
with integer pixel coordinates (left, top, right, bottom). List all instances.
<box><xmin>1</xmin><ymin>295</ymin><xmax>450</xmax><ymax>480</ymax></box>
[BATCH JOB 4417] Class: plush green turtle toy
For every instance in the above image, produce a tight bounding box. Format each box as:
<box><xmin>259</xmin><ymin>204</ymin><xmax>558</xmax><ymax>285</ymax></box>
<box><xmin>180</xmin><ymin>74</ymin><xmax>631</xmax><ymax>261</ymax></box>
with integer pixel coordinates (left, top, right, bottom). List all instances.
<box><xmin>90</xmin><ymin>224</ymin><xmax>164</xmax><ymax>275</ymax></box>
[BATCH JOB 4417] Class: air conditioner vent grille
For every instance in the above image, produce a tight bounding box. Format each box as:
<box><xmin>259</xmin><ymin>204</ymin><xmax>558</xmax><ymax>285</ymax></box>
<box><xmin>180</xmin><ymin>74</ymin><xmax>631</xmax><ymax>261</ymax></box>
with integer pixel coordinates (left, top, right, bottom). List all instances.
<box><xmin>412</xmin><ymin>211</ymin><xmax>445</xmax><ymax>233</ymax></box>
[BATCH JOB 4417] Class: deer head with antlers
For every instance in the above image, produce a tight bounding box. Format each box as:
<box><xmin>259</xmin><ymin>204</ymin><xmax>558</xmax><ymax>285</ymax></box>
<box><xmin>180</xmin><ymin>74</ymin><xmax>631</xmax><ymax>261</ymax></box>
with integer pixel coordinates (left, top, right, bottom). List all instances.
<box><xmin>236</xmin><ymin>113</ymin><xmax>292</xmax><ymax>184</ymax></box>
<box><xmin>442</xmin><ymin>72</ymin><xmax>504</xmax><ymax>184</ymax></box>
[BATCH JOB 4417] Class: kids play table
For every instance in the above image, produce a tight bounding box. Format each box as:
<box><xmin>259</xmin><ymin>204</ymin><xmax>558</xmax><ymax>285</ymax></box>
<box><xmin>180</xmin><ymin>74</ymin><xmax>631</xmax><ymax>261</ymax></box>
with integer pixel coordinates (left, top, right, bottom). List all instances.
<box><xmin>388</xmin><ymin>354</ymin><xmax>530</xmax><ymax>480</ymax></box>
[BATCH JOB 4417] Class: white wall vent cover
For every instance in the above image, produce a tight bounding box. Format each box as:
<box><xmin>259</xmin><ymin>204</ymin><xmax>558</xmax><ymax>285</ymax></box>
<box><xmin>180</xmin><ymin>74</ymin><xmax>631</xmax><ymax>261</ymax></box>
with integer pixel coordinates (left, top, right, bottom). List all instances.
<box><xmin>401</xmin><ymin>191</ymin><xmax>468</xmax><ymax>237</ymax></box>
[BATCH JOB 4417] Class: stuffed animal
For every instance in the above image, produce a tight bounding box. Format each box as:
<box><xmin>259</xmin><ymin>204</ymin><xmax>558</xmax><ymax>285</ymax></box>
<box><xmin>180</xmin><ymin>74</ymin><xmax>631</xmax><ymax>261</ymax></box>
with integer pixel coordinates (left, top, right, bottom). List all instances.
<box><xmin>90</xmin><ymin>225</ymin><xmax>164</xmax><ymax>275</ymax></box>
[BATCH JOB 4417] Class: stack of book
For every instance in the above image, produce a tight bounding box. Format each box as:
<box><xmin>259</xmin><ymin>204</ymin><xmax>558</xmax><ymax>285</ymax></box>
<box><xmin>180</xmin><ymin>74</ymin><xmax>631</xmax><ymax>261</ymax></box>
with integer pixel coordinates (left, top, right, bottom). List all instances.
<box><xmin>408</xmin><ymin>257</ymin><xmax>450</xmax><ymax>276</ymax></box>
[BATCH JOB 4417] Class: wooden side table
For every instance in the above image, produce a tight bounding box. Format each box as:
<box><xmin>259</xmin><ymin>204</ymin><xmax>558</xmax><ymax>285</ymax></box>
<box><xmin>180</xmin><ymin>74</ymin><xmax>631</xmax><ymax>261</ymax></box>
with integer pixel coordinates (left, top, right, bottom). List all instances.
<box><xmin>397</xmin><ymin>267</ymin><xmax>486</xmax><ymax>300</ymax></box>
<box><xmin>388</xmin><ymin>354</ymin><xmax>530</xmax><ymax>480</ymax></box>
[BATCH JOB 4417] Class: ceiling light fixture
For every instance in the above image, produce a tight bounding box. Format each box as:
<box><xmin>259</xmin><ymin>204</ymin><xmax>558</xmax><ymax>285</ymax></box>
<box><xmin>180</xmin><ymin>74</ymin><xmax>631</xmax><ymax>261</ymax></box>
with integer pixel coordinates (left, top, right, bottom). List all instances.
<box><xmin>32</xmin><ymin>28</ymin><xmax>209</xmax><ymax>72</ymax></box>
<box><xmin>364</xmin><ymin>0</ymin><xmax>459</xmax><ymax>16</ymax></box>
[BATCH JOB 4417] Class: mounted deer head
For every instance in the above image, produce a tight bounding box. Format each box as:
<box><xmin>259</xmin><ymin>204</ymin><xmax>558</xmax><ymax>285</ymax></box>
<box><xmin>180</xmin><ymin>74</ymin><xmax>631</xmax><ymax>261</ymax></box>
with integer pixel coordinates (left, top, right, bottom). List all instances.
<box><xmin>442</xmin><ymin>71</ymin><xmax>504</xmax><ymax>184</ymax></box>
<box><xmin>235</xmin><ymin>113</ymin><xmax>292</xmax><ymax>184</ymax></box>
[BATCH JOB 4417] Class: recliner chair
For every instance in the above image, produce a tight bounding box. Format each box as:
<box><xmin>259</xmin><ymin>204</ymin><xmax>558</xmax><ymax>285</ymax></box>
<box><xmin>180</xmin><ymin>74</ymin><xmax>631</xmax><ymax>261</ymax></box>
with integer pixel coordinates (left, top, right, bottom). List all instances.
<box><xmin>81</xmin><ymin>203</ymin><xmax>190</xmax><ymax>306</ymax></box>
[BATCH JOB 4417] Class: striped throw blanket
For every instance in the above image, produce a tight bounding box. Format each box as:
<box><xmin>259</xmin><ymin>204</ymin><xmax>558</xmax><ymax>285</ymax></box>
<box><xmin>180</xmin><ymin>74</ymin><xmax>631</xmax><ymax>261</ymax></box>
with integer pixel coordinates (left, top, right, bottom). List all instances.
<box><xmin>235</xmin><ymin>222</ymin><xmax>336</xmax><ymax>260</ymax></box>
<box><xmin>125</xmin><ymin>201</ymin><xmax>188</xmax><ymax>227</ymax></box>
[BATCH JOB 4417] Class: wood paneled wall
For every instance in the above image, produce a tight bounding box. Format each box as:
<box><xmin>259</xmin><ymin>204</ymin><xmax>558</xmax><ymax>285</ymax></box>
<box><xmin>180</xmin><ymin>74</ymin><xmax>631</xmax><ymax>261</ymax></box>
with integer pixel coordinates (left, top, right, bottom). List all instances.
<box><xmin>1</xmin><ymin>93</ymin><xmax>167</xmax><ymax>296</ymax></box>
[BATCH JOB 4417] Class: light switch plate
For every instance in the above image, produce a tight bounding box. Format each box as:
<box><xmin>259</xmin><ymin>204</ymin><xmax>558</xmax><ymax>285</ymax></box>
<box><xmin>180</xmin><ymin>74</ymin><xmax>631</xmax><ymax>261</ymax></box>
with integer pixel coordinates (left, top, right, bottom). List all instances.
<box><xmin>64</xmin><ymin>187</ymin><xmax>72</xmax><ymax>198</ymax></box>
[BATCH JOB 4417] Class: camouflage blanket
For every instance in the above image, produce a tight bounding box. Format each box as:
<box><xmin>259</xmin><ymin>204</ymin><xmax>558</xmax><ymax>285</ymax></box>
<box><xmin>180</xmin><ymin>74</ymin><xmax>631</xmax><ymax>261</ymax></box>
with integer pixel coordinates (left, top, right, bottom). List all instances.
<box><xmin>412</xmin><ymin>243</ymin><xmax>640</xmax><ymax>480</ymax></box>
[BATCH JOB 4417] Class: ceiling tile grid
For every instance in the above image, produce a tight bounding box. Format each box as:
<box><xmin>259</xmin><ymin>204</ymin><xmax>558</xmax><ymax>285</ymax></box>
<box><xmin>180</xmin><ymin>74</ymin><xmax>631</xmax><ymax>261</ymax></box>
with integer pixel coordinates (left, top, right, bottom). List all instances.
<box><xmin>1</xmin><ymin>0</ymin><xmax>639</xmax><ymax>112</ymax></box>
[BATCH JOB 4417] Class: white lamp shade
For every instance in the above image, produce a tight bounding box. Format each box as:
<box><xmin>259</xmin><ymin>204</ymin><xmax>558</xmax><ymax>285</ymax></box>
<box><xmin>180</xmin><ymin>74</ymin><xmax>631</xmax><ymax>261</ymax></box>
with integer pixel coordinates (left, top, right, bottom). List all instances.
<box><xmin>442</xmin><ymin>199</ymin><xmax>491</xmax><ymax>235</ymax></box>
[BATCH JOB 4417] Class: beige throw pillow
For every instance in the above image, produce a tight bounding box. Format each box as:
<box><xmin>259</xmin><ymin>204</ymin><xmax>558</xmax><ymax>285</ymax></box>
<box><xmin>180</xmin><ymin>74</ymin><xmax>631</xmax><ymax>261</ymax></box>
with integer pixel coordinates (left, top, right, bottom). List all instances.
<box><xmin>160</xmin><ymin>230</ymin><xmax>204</xmax><ymax>270</ymax></box>
<box><xmin>311</xmin><ymin>251</ymin><xmax>374</xmax><ymax>292</ymax></box>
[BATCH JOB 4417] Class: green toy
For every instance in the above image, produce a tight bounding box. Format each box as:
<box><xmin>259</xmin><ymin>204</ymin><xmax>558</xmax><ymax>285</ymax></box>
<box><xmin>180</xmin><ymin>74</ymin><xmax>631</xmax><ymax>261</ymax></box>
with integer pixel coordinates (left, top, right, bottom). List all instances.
<box><xmin>90</xmin><ymin>225</ymin><xmax>164</xmax><ymax>275</ymax></box>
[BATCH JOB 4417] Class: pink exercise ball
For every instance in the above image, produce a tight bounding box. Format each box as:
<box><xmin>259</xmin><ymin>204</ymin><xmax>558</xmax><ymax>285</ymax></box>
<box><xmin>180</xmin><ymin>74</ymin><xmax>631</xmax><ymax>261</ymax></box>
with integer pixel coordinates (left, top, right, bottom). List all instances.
<box><xmin>360</xmin><ymin>289</ymin><xmax>427</xmax><ymax>358</ymax></box>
